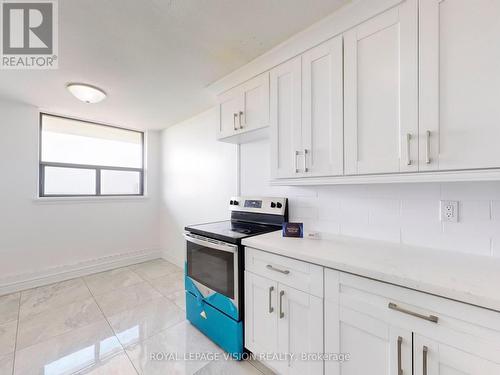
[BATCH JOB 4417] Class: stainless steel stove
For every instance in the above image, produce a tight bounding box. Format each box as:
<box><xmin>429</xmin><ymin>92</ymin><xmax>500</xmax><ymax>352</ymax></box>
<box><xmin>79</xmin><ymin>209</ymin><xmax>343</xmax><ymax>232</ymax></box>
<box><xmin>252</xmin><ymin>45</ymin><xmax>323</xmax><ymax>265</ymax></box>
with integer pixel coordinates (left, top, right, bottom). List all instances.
<box><xmin>183</xmin><ymin>196</ymin><xmax>288</xmax><ymax>357</ymax></box>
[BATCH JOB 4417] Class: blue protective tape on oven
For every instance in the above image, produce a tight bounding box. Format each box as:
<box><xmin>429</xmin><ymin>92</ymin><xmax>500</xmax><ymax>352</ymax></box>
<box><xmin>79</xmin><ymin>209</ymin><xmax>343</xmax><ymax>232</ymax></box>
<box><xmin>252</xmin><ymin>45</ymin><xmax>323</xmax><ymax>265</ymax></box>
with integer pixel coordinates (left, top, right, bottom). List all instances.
<box><xmin>184</xmin><ymin>274</ymin><xmax>240</xmax><ymax>321</ymax></box>
<box><xmin>186</xmin><ymin>289</ymin><xmax>244</xmax><ymax>358</ymax></box>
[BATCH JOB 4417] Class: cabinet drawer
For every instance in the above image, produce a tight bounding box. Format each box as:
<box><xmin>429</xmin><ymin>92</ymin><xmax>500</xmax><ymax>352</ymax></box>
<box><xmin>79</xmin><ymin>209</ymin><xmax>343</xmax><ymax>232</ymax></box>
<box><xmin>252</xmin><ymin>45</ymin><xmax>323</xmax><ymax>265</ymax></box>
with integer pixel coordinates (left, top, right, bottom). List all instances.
<box><xmin>325</xmin><ymin>268</ymin><xmax>500</xmax><ymax>362</ymax></box>
<box><xmin>245</xmin><ymin>247</ymin><xmax>323</xmax><ymax>298</ymax></box>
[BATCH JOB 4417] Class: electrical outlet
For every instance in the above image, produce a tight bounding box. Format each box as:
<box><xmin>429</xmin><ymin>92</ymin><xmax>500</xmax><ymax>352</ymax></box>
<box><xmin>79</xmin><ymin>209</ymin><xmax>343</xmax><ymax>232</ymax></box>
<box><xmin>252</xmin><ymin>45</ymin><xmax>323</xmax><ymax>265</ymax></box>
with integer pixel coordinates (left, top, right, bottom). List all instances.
<box><xmin>440</xmin><ymin>200</ymin><xmax>459</xmax><ymax>223</ymax></box>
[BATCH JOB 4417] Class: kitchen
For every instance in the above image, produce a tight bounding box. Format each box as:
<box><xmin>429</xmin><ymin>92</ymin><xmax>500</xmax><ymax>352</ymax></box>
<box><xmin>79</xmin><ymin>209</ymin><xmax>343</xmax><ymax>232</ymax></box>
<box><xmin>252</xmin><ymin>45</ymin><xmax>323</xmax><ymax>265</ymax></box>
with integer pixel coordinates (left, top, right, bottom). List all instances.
<box><xmin>1</xmin><ymin>0</ymin><xmax>500</xmax><ymax>374</ymax></box>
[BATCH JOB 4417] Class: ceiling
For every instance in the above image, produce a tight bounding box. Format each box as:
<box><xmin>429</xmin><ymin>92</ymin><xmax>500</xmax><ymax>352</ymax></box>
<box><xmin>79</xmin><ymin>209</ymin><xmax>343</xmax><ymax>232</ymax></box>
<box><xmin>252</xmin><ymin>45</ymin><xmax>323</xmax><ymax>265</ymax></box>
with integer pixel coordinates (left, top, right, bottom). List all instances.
<box><xmin>0</xmin><ymin>0</ymin><xmax>349</xmax><ymax>130</ymax></box>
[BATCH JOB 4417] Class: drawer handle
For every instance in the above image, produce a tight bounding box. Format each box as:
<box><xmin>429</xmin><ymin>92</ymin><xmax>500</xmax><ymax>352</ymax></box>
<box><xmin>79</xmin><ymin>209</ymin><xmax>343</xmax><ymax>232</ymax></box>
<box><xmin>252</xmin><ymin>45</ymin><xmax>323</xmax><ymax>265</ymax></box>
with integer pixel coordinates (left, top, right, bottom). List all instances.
<box><xmin>303</xmin><ymin>148</ymin><xmax>309</xmax><ymax>172</ymax></box>
<box><xmin>268</xmin><ymin>286</ymin><xmax>274</xmax><ymax>313</ymax></box>
<box><xmin>279</xmin><ymin>290</ymin><xmax>285</xmax><ymax>319</ymax></box>
<box><xmin>238</xmin><ymin>111</ymin><xmax>244</xmax><ymax>129</ymax></box>
<box><xmin>423</xmin><ymin>346</ymin><xmax>428</xmax><ymax>375</ymax></box>
<box><xmin>233</xmin><ymin>113</ymin><xmax>238</xmax><ymax>131</ymax></box>
<box><xmin>388</xmin><ymin>303</ymin><xmax>438</xmax><ymax>323</ymax></box>
<box><xmin>266</xmin><ymin>264</ymin><xmax>290</xmax><ymax>275</ymax></box>
<box><xmin>406</xmin><ymin>133</ymin><xmax>412</xmax><ymax>166</ymax></box>
<box><xmin>425</xmin><ymin>130</ymin><xmax>431</xmax><ymax>164</ymax></box>
<box><xmin>397</xmin><ymin>336</ymin><xmax>403</xmax><ymax>375</ymax></box>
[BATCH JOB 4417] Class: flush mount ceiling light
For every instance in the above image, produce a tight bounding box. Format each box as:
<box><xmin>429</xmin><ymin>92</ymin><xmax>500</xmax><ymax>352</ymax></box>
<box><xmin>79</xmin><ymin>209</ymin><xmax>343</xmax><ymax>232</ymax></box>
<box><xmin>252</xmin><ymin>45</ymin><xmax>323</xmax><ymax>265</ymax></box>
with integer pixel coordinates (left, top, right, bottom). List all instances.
<box><xmin>66</xmin><ymin>83</ymin><xmax>107</xmax><ymax>104</ymax></box>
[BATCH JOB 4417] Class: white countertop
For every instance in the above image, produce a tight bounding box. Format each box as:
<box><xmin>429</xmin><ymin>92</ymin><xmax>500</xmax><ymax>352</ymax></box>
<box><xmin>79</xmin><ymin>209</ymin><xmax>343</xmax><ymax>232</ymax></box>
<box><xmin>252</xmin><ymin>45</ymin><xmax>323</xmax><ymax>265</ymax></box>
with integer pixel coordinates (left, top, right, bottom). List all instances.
<box><xmin>242</xmin><ymin>231</ymin><xmax>500</xmax><ymax>312</ymax></box>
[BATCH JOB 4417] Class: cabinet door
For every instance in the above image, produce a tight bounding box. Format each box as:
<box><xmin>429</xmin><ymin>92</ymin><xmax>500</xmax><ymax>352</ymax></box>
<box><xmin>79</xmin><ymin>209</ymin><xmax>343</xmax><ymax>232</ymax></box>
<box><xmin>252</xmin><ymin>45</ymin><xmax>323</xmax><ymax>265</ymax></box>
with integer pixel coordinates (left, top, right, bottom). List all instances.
<box><xmin>270</xmin><ymin>57</ymin><xmax>303</xmax><ymax>179</ymax></box>
<box><xmin>241</xmin><ymin>73</ymin><xmax>270</xmax><ymax>132</ymax></box>
<box><xmin>277</xmin><ymin>284</ymin><xmax>323</xmax><ymax>375</ymax></box>
<box><xmin>244</xmin><ymin>271</ymin><xmax>278</xmax><ymax>357</ymax></box>
<box><xmin>419</xmin><ymin>0</ymin><xmax>500</xmax><ymax>171</ymax></box>
<box><xmin>344</xmin><ymin>0</ymin><xmax>418</xmax><ymax>175</ymax></box>
<box><xmin>218</xmin><ymin>88</ymin><xmax>243</xmax><ymax>138</ymax></box>
<box><xmin>302</xmin><ymin>36</ymin><xmax>344</xmax><ymax>177</ymax></box>
<box><xmin>414</xmin><ymin>335</ymin><xmax>500</xmax><ymax>375</ymax></box>
<box><xmin>326</xmin><ymin>304</ymin><xmax>412</xmax><ymax>375</ymax></box>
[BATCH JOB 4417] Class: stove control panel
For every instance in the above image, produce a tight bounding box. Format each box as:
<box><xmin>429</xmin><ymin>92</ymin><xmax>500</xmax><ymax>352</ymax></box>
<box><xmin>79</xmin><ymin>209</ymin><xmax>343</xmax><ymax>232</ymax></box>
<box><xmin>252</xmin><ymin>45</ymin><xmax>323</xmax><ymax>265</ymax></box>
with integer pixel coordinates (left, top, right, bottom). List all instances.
<box><xmin>230</xmin><ymin>196</ymin><xmax>287</xmax><ymax>216</ymax></box>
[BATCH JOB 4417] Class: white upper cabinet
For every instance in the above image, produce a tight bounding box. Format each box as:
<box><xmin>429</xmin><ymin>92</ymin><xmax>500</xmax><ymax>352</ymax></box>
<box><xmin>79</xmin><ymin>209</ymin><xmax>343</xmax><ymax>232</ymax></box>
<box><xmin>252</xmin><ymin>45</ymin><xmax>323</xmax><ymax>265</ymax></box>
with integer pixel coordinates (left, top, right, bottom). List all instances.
<box><xmin>217</xmin><ymin>72</ymin><xmax>270</xmax><ymax>142</ymax></box>
<box><xmin>344</xmin><ymin>0</ymin><xmax>418</xmax><ymax>175</ymax></box>
<box><xmin>270</xmin><ymin>37</ymin><xmax>343</xmax><ymax>179</ymax></box>
<box><xmin>302</xmin><ymin>36</ymin><xmax>344</xmax><ymax>177</ymax></box>
<box><xmin>270</xmin><ymin>57</ymin><xmax>302</xmax><ymax>179</ymax></box>
<box><xmin>219</xmin><ymin>89</ymin><xmax>243</xmax><ymax>138</ymax></box>
<box><xmin>419</xmin><ymin>0</ymin><xmax>500</xmax><ymax>171</ymax></box>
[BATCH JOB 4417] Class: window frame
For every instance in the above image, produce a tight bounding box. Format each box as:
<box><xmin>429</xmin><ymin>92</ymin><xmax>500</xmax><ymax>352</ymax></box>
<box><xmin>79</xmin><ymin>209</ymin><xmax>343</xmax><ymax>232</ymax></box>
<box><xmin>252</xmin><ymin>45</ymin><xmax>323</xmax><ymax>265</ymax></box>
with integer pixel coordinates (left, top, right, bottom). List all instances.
<box><xmin>39</xmin><ymin>113</ymin><xmax>145</xmax><ymax>198</ymax></box>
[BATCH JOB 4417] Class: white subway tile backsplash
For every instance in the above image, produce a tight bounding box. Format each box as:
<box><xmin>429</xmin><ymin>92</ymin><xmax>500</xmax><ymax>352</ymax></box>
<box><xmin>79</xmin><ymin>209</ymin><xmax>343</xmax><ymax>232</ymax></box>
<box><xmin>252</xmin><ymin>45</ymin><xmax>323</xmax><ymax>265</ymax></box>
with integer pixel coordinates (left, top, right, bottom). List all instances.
<box><xmin>242</xmin><ymin>140</ymin><xmax>498</xmax><ymax>258</ymax></box>
<box><xmin>397</xmin><ymin>183</ymin><xmax>441</xmax><ymax>200</ymax></box>
<box><xmin>401</xmin><ymin>200</ymin><xmax>440</xmax><ymax>225</ymax></box>
<box><xmin>279</xmin><ymin>184</ymin><xmax>497</xmax><ymax>257</ymax></box>
<box><xmin>367</xmin><ymin>199</ymin><xmax>401</xmax><ymax>226</ymax></box>
<box><xmin>289</xmin><ymin>204</ymin><xmax>318</xmax><ymax>221</ymax></box>
<box><xmin>341</xmin><ymin>222</ymin><xmax>401</xmax><ymax>243</ymax></box>
<box><xmin>441</xmin><ymin>181</ymin><xmax>500</xmax><ymax>201</ymax></box>
<box><xmin>459</xmin><ymin>201</ymin><xmax>491</xmax><ymax>222</ymax></box>
<box><xmin>442</xmin><ymin>221</ymin><xmax>500</xmax><ymax>238</ymax></box>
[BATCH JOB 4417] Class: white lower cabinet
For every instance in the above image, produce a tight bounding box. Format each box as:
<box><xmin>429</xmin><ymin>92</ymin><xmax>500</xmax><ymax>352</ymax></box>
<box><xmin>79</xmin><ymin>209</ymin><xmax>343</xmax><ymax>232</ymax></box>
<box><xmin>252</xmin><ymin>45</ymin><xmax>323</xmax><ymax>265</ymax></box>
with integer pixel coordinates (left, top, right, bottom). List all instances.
<box><xmin>413</xmin><ymin>335</ymin><xmax>500</xmax><ymax>375</ymax></box>
<box><xmin>325</xmin><ymin>269</ymin><xmax>500</xmax><ymax>375</ymax></box>
<box><xmin>245</xmin><ymin>249</ymin><xmax>500</xmax><ymax>375</ymax></box>
<box><xmin>245</xmin><ymin>248</ymin><xmax>324</xmax><ymax>375</ymax></box>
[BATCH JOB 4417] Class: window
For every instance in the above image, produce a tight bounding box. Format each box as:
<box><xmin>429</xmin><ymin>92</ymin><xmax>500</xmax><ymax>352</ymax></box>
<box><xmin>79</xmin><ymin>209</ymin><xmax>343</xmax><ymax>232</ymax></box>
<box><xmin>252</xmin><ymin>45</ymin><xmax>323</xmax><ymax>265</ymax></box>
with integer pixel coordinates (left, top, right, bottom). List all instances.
<box><xmin>39</xmin><ymin>114</ymin><xmax>144</xmax><ymax>197</ymax></box>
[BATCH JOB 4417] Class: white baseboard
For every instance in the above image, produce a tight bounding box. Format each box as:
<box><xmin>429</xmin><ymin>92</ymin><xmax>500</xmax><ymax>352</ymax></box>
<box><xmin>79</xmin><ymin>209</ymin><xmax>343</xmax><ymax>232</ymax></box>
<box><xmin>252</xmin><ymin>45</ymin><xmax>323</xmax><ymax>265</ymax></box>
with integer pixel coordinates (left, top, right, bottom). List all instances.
<box><xmin>0</xmin><ymin>248</ymin><xmax>162</xmax><ymax>296</ymax></box>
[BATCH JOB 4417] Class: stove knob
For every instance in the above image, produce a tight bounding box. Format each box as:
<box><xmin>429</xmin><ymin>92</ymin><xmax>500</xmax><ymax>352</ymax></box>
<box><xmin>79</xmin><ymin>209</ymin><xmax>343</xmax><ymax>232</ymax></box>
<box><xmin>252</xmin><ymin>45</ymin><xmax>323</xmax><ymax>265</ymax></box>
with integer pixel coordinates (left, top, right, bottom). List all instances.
<box><xmin>276</xmin><ymin>202</ymin><xmax>283</xmax><ymax>209</ymax></box>
<box><xmin>270</xmin><ymin>202</ymin><xmax>276</xmax><ymax>208</ymax></box>
<box><xmin>233</xmin><ymin>200</ymin><xmax>239</xmax><ymax>206</ymax></box>
<box><xmin>230</xmin><ymin>200</ymin><xmax>234</xmax><ymax>205</ymax></box>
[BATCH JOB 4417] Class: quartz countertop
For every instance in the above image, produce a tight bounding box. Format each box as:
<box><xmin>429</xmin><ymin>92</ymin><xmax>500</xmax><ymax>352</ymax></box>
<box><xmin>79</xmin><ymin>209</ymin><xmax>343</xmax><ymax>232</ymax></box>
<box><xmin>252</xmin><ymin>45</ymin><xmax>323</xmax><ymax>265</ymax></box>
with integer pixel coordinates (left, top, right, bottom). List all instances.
<box><xmin>242</xmin><ymin>231</ymin><xmax>500</xmax><ymax>312</ymax></box>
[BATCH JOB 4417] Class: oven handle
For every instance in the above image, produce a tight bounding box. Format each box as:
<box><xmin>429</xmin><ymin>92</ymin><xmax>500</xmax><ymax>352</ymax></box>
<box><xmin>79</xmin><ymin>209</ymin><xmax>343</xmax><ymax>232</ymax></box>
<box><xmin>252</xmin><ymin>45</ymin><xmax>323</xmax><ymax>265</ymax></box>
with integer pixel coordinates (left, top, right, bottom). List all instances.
<box><xmin>184</xmin><ymin>233</ymin><xmax>238</xmax><ymax>253</ymax></box>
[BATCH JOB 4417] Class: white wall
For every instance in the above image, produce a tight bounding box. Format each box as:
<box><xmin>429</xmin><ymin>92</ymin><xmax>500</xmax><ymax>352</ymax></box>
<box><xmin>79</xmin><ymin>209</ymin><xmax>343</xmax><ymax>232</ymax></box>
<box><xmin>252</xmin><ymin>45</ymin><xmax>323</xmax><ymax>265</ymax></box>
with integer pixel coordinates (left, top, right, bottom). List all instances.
<box><xmin>0</xmin><ymin>99</ymin><xmax>162</xmax><ymax>287</ymax></box>
<box><xmin>240</xmin><ymin>139</ymin><xmax>500</xmax><ymax>258</ymax></box>
<box><xmin>159</xmin><ymin>107</ymin><xmax>238</xmax><ymax>266</ymax></box>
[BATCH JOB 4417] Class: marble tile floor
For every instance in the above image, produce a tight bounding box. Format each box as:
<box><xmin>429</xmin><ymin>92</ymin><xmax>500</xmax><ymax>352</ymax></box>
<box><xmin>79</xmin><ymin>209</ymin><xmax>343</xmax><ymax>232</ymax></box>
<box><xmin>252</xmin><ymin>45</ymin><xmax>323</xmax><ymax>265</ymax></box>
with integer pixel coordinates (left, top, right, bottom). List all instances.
<box><xmin>0</xmin><ymin>259</ymin><xmax>269</xmax><ymax>375</ymax></box>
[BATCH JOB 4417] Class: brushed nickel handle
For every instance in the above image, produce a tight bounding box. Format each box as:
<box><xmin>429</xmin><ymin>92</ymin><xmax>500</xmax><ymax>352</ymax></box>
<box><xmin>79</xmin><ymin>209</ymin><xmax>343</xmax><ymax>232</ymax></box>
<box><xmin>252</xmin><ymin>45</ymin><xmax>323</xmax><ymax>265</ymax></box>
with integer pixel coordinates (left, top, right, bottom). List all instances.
<box><xmin>268</xmin><ymin>286</ymin><xmax>274</xmax><ymax>313</ymax></box>
<box><xmin>279</xmin><ymin>290</ymin><xmax>285</xmax><ymax>319</ymax></box>
<box><xmin>238</xmin><ymin>111</ymin><xmax>244</xmax><ymax>129</ymax></box>
<box><xmin>388</xmin><ymin>303</ymin><xmax>438</xmax><ymax>323</ymax></box>
<box><xmin>295</xmin><ymin>150</ymin><xmax>300</xmax><ymax>173</ymax></box>
<box><xmin>425</xmin><ymin>130</ymin><xmax>431</xmax><ymax>164</ymax></box>
<box><xmin>266</xmin><ymin>264</ymin><xmax>290</xmax><ymax>275</ymax></box>
<box><xmin>303</xmin><ymin>149</ymin><xmax>309</xmax><ymax>172</ymax></box>
<box><xmin>233</xmin><ymin>113</ymin><xmax>238</xmax><ymax>131</ymax></box>
<box><xmin>423</xmin><ymin>346</ymin><xmax>428</xmax><ymax>375</ymax></box>
<box><xmin>406</xmin><ymin>133</ymin><xmax>412</xmax><ymax>166</ymax></box>
<box><xmin>397</xmin><ymin>336</ymin><xmax>403</xmax><ymax>375</ymax></box>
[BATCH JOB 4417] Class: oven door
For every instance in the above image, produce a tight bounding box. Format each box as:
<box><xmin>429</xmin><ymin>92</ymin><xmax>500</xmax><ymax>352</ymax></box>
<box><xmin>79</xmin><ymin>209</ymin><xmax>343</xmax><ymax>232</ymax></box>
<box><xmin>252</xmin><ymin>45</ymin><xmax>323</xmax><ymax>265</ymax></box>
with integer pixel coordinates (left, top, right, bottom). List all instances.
<box><xmin>184</xmin><ymin>233</ymin><xmax>239</xmax><ymax>310</ymax></box>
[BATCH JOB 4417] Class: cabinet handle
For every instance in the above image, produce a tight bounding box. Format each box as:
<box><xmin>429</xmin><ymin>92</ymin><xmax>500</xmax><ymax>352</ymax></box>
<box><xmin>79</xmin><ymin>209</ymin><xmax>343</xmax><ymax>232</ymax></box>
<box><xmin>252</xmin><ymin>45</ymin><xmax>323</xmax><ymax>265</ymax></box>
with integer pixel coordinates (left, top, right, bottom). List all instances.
<box><xmin>303</xmin><ymin>149</ymin><xmax>309</xmax><ymax>172</ymax></box>
<box><xmin>279</xmin><ymin>290</ymin><xmax>285</xmax><ymax>319</ymax></box>
<box><xmin>423</xmin><ymin>346</ymin><xmax>428</xmax><ymax>375</ymax></box>
<box><xmin>238</xmin><ymin>111</ymin><xmax>244</xmax><ymax>129</ymax></box>
<box><xmin>388</xmin><ymin>303</ymin><xmax>439</xmax><ymax>323</ymax></box>
<box><xmin>406</xmin><ymin>133</ymin><xmax>412</xmax><ymax>166</ymax></box>
<box><xmin>397</xmin><ymin>336</ymin><xmax>403</xmax><ymax>375</ymax></box>
<box><xmin>425</xmin><ymin>130</ymin><xmax>431</xmax><ymax>164</ymax></box>
<box><xmin>233</xmin><ymin>113</ymin><xmax>238</xmax><ymax>131</ymax></box>
<box><xmin>268</xmin><ymin>286</ymin><xmax>274</xmax><ymax>313</ymax></box>
<box><xmin>295</xmin><ymin>151</ymin><xmax>300</xmax><ymax>173</ymax></box>
<box><xmin>266</xmin><ymin>264</ymin><xmax>290</xmax><ymax>275</ymax></box>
